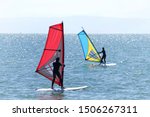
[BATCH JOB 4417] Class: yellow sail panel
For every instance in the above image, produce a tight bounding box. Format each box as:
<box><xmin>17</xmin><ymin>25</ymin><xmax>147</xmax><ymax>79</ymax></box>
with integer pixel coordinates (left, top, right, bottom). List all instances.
<box><xmin>86</xmin><ymin>37</ymin><xmax>101</xmax><ymax>62</ymax></box>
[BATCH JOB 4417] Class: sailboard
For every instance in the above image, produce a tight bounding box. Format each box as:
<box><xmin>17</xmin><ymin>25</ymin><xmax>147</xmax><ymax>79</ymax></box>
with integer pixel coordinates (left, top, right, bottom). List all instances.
<box><xmin>100</xmin><ymin>63</ymin><xmax>116</xmax><ymax>66</ymax></box>
<box><xmin>36</xmin><ymin>23</ymin><xmax>88</xmax><ymax>92</ymax></box>
<box><xmin>36</xmin><ymin>22</ymin><xmax>65</xmax><ymax>86</ymax></box>
<box><xmin>78</xmin><ymin>30</ymin><xmax>101</xmax><ymax>62</ymax></box>
<box><xmin>36</xmin><ymin>86</ymin><xmax>88</xmax><ymax>92</ymax></box>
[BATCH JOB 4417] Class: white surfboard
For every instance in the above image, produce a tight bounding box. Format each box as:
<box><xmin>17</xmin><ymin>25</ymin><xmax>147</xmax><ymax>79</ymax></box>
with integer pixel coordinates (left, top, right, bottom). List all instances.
<box><xmin>100</xmin><ymin>63</ymin><xmax>116</xmax><ymax>67</ymax></box>
<box><xmin>36</xmin><ymin>86</ymin><xmax>88</xmax><ymax>92</ymax></box>
<box><xmin>90</xmin><ymin>63</ymin><xmax>116</xmax><ymax>67</ymax></box>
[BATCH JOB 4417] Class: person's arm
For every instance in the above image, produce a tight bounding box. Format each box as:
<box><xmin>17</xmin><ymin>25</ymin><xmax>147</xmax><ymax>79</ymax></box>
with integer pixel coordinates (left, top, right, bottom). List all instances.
<box><xmin>59</xmin><ymin>62</ymin><xmax>65</xmax><ymax>67</ymax></box>
<box><xmin>98</xmin><ymin>51</ymin><xmax>102</xmax><ymax>54</ymax></box>
<box><xmin>62</xmin><ymin>63</ymin><xmax>65</xmax><ymax>67</ymax></box>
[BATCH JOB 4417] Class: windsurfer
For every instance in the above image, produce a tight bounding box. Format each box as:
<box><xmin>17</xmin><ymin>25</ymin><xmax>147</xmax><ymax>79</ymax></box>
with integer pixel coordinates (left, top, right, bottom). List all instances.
<box><xmin>51</xmin><ymin>57</ymin><xmax>65</xmax><ymax>89</ymax></box>
<box><xmin>99</xmin><ymin>47</ymin><xmax>106</xmax><ymax>64</ymax></box>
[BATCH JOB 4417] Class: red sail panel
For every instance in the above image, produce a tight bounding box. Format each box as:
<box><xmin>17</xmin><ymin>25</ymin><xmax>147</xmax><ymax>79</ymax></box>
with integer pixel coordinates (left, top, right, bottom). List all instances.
<box><xmin>36</xmin><ymin>23</ymin><xmax>64</xmax><ymax>86</ymax></box>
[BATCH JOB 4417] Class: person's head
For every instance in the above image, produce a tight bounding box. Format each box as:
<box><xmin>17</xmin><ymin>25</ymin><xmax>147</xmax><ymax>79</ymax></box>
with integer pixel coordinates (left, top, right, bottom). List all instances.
<box><xmin>102</xmin><ymin>47</ymin><xmax>104</xmax><ymax>50</ymax></box>
<box><xmin>56</xmin><ymin>57</ymin><xmax>60</xmax><ymax>62</ymax></box>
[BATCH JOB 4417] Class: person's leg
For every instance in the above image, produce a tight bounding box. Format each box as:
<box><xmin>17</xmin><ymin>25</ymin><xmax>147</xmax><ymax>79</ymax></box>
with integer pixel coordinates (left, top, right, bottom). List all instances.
<box><xmin>52</xmin><ymin>73</ymin><xmax>56</xmax><ymax>89</ymax></box>
<box><xmin>104</xmin><ymin>56</ymin><xmax>106</xmax><ymax>64</ymax></box>
<box><xmin>57</xmin><ymin>72</ymin><xmax>63</xmax><ymax>88</ymax></box>
<box><xmin>100</xmin><ymin>56</ymin><xmax>104</xmax><ymax>63</ymax></box>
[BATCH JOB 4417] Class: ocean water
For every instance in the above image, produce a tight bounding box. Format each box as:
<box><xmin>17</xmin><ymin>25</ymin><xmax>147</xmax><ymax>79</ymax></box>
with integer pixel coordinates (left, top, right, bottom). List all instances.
<box><xmin>0</xmin><ymin>34</ymin><xmax>150</xmax><ymax>100</ymax></box>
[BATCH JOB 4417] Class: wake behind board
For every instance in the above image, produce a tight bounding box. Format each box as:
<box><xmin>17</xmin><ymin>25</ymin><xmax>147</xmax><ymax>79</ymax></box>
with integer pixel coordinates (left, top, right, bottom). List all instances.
<box><xmin>36</xmin><ymin>86</ymin><xmax>88</xmax><ymax>92</ymax></box>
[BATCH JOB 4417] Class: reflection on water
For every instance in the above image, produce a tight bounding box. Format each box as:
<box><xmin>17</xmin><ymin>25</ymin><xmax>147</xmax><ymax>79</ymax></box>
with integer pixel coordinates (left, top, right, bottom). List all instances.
<box><xmin>37</xmin><ymin>92</ymin><xmax>64</xmax><ymax>100</ymax></box>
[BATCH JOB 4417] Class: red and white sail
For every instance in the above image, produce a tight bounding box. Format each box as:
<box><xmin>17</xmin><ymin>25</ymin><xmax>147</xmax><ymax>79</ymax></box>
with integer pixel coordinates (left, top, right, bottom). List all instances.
<box><xmin>36</xmin><ymin>23</ymin><xmax>64</xmax><ymax>86</ymax></box>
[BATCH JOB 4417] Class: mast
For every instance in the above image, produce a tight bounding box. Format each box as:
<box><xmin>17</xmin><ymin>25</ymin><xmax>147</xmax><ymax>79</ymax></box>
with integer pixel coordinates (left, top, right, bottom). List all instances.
<box><xmin>61</xmin><ymin>22</ymin><xmax>65</xmax><ymax>86</ymax></box>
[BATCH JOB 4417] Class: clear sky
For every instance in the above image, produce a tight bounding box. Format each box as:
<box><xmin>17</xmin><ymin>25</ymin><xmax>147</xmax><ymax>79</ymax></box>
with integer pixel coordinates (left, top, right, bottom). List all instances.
<box><xmin>0</xmin><ymin>0</ymin><xmax>150</xmax><ymax>18</ymax></box>
<box><xmin>0</xmin><ymin>0</ymin><xmax>150</xmax><ymax>33</ymax></box>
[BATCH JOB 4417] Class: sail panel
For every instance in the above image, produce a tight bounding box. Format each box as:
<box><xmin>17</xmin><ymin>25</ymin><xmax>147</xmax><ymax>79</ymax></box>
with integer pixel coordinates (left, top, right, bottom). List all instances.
<box><xmin>36</xmin><ymin>23</ymin><xmax>64</xmax><ymax>86</ymax></box>
<box><xmin>78</xmin><ymin>30</ymin><xmax>101</xmax><ymax>62</ymax></box>
<box><xmin>78</xmin><ymin>31</ymin><xmax>88</xmax><ymax>59</ymax></box>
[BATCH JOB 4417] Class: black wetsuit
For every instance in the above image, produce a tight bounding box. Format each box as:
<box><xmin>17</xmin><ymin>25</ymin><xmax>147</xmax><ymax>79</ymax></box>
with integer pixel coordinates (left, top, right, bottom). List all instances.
<box><xmin>100</xmin><ymin>49</ymin><xmax>106</xmax><ymax>63</ymax></box>
<box><xmin>51</xmin><ymin>61</ymin><xmax>63</xmax><ymax>88</ymax></box>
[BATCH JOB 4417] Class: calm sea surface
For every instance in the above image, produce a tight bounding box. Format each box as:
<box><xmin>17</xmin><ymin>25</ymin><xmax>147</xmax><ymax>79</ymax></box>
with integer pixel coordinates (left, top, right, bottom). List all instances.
<box><xmin>0</xmin><ymin>34</ymin><xmax>150</xmax><ymax>100</ymax></box>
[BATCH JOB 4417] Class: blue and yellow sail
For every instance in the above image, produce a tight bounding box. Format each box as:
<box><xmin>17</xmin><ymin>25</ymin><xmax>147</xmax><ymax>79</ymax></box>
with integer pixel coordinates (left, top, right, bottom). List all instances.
<box><xmin>78</xmin><ymin>30</ymin><xmax>101</xmax><ymax>62</ymax></box>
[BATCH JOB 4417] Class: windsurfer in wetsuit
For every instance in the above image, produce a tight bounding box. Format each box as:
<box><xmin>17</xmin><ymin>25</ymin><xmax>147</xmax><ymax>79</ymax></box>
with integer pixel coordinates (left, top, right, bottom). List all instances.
<box><xmin>51</xmin><ymin>57</ymin><xmax>65</xmax><ymax>89</ymax></box>
<box><xmin>99</xmin><ymin>47</ymin><xmax>106</xmax><ymax>64</ymax></box>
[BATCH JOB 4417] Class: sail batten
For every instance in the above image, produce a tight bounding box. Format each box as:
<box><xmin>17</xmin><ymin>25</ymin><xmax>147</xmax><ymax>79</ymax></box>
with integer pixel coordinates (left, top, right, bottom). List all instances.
<box><xmin>36</xmin><ymin>23</ymin><xmax>64</xmax><ymax>86</ymax></box>
<box><xmin>78</xmin><ymin>30</ymin><xmax>101</xmax><ymax>62</ymax></box>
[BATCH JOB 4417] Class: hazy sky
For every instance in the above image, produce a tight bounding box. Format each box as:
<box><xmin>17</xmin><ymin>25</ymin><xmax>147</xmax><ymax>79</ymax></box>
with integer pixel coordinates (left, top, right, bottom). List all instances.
<box><xmin>0</xmin><ymin>0</ymin><xmax>150</xmax><ymax>33</ymax></box>
<box><xmin>0</xmin><ymin>0</ymin><xmax>150</xmax><ymax>18</ymax></box>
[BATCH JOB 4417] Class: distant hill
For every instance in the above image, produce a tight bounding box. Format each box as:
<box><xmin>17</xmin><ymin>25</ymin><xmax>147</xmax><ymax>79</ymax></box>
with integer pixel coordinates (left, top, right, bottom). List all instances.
<box><xmin>0</xmin><ymin>16</ymin><xmax>150</xmax><ymax>34</ymax></box>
